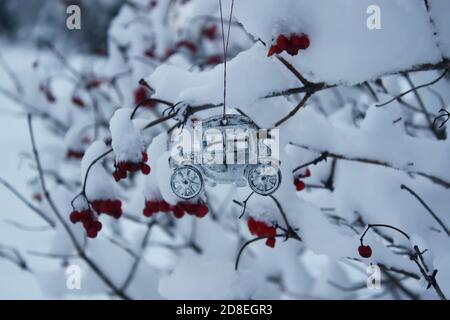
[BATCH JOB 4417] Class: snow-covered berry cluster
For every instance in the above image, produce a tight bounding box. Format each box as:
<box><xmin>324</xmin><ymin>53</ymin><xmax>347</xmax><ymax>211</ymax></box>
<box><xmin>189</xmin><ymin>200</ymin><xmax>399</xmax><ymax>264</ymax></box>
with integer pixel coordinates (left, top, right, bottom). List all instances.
<box><xmin>143</xmin><ymin>199</ymin><xmax>209</xmax><ymax>219</ymax></box>
<box><xmin>268</xmin><ymin>33</ymin><xmax>310</xmax><ymax>57</ymax></box>
<box><xmin>70</xmin><ymin>209</ymin><xmax>103</xmax><ymax>239</ymax></box>
<box><xmin>247</xmin><ymin>217</ymin><xmax>277</xmax><ymax>248</ymax></box>
<box><xmin>113</xmin><ymin>151</ymin><xmax>151</xmax><ymax>181</ymax></box>
<box><xmin>70</xmin><ymin>198</ymin><xmax>122</xmax><ymax>238</ymax></box>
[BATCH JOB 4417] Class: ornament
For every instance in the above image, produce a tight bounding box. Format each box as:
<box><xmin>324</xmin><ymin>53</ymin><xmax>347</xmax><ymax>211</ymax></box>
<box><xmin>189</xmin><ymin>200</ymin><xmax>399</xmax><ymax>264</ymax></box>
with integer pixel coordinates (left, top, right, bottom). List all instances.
<box><xmin>169</xmin><ymin>113</ymin><xmax>281</xmax><ymax>199</ymax></box>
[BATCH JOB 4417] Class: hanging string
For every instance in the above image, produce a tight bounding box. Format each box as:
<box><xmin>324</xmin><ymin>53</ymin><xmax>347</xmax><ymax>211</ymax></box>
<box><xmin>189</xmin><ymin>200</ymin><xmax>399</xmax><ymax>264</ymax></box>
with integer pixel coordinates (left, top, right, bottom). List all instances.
<box><xmin>219</xmin><ymin>0</ymin><xmax>234</xmax><ymax>119</ymax></box>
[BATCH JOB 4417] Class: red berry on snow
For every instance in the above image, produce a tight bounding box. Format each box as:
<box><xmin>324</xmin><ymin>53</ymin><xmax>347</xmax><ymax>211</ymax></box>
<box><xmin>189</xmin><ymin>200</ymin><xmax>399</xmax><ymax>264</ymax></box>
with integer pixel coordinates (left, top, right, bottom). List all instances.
<box><xmin>158</xmin><ymin>201</ymin><xmax>171</xmax><ymax>213</ymax></box>
<box><xmin>202</xmin><ymin>25</ymin><xmax>217</xmax><ymax>41</ymax></box>
<box><xmin>141</xmin><ymin>163</ymin><xmax>151</xmax><ymax>175</ymax></box>
<box><xmin>87</xmin><ymin>228</ymin><xmax>98</xmax><ymax>238</ymax></box>
<box><xmin>71</xmin><ymin>96</ymin><xmax>85</xmax><ymax>108</ymax></box>
<box><xmin>173</xmin><ymin>206</ymin><xmax>185</xmax><ymax>219</ymax></box>
<box><xmin>276</xmin><ymin>35</ymin><xmax>288</xmax><ymax>50</ymax></box>
<box><xmin>142</xmin><ymin>152</ymin><xmax>148</xmax><ymax>163</ymax></box>
<box><xmin>247</xmin><ymin>218</ymin><xmax>257</xmax><ymax>235</ymax></box>
<box><xmin>195</xmin><ymin>204</ymin><xmax>209</xmax><ymax>218</ymax></box>
<box><xmin>358</xmin><ymin>245</ymin><xmax>372</xmax><ymax>258</ymax></box>
<box><xmin>294</xmin><ymin>178</ymin><xmax>305</xmax><ymax>191</ymax></box>
<box><xmin>292</xmin><ymin>34</ymin><xmax>310</xmax><ymax>50</ymax></box>
<box><xmin>265</xmin><ymin>237</ymin><xmax>276</xmax><ymax>248</ymax></box>
<box><xmin>267</xmin><ymin>226</ymin><xmax>276</xmax><ymax>238</ymax></box>
<box><xmin>91</xmin><ymin>220</ymin><xmax>102</xmax><ymax>231</ymax></box>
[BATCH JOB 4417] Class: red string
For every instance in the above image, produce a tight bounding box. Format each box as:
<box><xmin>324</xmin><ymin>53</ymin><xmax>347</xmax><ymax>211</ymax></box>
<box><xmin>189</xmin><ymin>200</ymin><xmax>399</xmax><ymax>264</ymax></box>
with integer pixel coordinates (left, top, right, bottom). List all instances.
<box><xmin>219</xmin><ymin>0</ymin><xmax>234</xmax><ymax>118</ymax></box>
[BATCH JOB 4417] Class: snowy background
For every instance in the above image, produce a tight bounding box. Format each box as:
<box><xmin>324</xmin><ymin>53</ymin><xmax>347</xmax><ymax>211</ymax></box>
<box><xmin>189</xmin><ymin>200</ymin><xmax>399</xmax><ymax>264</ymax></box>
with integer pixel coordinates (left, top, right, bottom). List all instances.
<box><xmin>0</xmin><ymin>0</ymin><xmax>450</xmax><ymax>300</ymax></box>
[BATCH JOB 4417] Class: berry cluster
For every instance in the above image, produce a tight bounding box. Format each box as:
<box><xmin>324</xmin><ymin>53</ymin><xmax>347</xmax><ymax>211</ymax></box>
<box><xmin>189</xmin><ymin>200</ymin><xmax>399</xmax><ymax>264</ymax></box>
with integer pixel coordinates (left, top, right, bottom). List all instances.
<box><xmin>90</xmin><ymin>199</ymin><xmax>123</xmax><ymax>219</ymax></box>
<box><xmin>247</xmin><ymin>217</ymin><xmax>277</xmax><ymax>248</ymax></box>
<box><xmin>70</xmin><ymin>209</ymin><xmax>103</xmax><ymax>238</ymax></box>
<box><xmin>69</xmin><ymin>199</ymin><xmax>122</xmax><ymax>238</ymax></box>
<box><xmin>113</xmin><ymin>152</ymin><xmax>151</xmax><ymax>181</ymax></box>
<box><xmin>358</xmin><ymin>245</ymin><xmax>372</xmax><ymax>258</ymax></box>
<box><xmin>293</xmin><ymin>168</ymin><xmax>311</xmax><ymax>191</ymax></box>
<box><xmin>143</xmin><ymin>200</ymin><xmax>209</xmax><ymax>219</ymax></box>
<box><xmin>268</xmin><ymin>33</ymin><xmax>310</xmax><ymax>57</ymax></box>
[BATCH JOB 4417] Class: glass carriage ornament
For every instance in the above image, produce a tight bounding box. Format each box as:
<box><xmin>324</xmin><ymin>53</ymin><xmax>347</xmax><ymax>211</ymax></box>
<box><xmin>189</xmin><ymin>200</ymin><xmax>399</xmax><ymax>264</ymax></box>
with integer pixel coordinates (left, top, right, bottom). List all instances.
<box><xmin>169</xmin><ymin>113</ymin><xmax>281</xmax><ymax>200</ymax></box>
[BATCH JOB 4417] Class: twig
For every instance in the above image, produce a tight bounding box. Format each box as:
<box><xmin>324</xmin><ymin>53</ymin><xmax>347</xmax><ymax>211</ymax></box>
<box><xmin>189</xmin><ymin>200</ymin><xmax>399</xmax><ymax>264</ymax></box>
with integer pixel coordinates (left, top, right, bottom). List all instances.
<box><xmin>274</xmin><ymin>92</ymin><xmax>312</xmax><ymax>127</ymax></box>
<box><xmin>0</xmin><ymin>177</ymin><xmax>55</xmax><ymax>227</ymax></box>
<box><xmin>27</xmin><ymin>114</ymin><xmax>130</xmax><ymax>300</ymax></box>
<box><xmin>400</xmin><ymin>184</ymin><xmax>450</xmax><ymax>237</ymax></box>
<box><xmin>376</xmin><ymin>70</ymin><xmax>448</xmax><ymax>108</ymax></box>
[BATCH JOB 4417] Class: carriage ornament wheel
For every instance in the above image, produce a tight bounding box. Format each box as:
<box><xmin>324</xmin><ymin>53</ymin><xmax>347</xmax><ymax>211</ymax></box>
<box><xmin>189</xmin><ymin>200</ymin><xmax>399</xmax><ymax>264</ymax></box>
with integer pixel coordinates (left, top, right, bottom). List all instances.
<box><xmin>169</xmin><ymin>113</ymin><xmax>281</xmax><ymax>200</ymax></box>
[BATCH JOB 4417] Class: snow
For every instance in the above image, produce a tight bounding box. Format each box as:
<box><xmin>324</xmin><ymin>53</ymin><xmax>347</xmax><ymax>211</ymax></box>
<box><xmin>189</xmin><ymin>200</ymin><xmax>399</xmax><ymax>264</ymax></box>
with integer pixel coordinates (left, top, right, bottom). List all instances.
<box><xmin>1</xmin><ymin>0</ymin><xmax>450</xmax><ymax>301</ymax></box>
<box><xmin>110</xmin><ymin>108</ymin><xmax>144</xmax><ymax>164</ymax></box>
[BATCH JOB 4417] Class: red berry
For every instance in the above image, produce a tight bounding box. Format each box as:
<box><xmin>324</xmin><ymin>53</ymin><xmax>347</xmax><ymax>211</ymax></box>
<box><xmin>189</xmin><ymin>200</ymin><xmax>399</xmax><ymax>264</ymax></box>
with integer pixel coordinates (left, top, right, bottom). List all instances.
<box><xmin>141</xmin><ymin>163</ymin><xmax>151</xmax><ymax>175</ymax></box>
<box><xmin>134</xmin><ymin>87</ymin><xmax>148</xmax><ymax>105</ymax></box>
<box><xmin>358</xmin><ymin>245</ymin><xmax>372</xmax><ymax>258</ymax></box>
<box><xmin>255</xmin><ymin>221</ymin><xmax>267</xmax><ymax>237</ymax></box>
<box><xmin>202</xmin><ymin>25</ymin><xmax>217</xmax><ymax>40</ymax></box>
<box><xmin>267</xmin><ymin>226</ymin><xmax>276</xmax><ymax>238</ymax></box>
<box><xmin>70</xmin><ymin>211</ymin><xmax>81</xmax><ymax>224</ymax></box>
<box><xmin>142</xmin><ymin>152</ymin><xmax>148</xmax><ymax>163</ymax></box>
<box><xmin>80</xmin><ymin>210</ymin><xmax>90</xmax><ymax>222</ymax></box>
<box><xmin>92</xmin><ymin>220</ymin><xmax>102</xmax><ymax>231</ymax></box>
<box><xmin>286</xmin><ymin>42</ymin><xmax>299</xmax><ymax>56</ymax></box>
<box><xmin>71</xmin><ymin>96</ymin><xmax>85</xmax><ymax>108</ymax></box>
<box><xmin>87</xmin><ymin>228</ymin><xmax>98</xmax><ymax>238</ymax></box>
<box><xmin>247</xmin><ymin>218</ymin><xmax>257</xmax><ymax>235</ymax></box>
<box><xmin>303</xmin><ymin>169</ymin><xmax>311</xmax><ymax>178</ymax></box>
<box><xmin>195</xmin><ymin>204</ymin><xmax>209</xmax><ymax>218</ymax></box>
<box><xmin>176</xmin><ymin>41</ymin><xmax>197</xmax><ymax>53</ymax></box>
<box><xmin>265</xmin><ymin>237</ymin><xmax>276</xmax><ymax>248</ymax></box>
<box><xmin>267</xmin><ymin>45</ymin><xmax>278</xmax><ymax>57</ymax></box>
<box><xmin>276</xmin><ymin>35</ymin><xmax>288</xmax><ymax>50</ymax></box>
<box><xmin>118</xmin><ymin>162</ymin><xmax>128</xmax><ymax>172</ymax></box>
<box><xmin>173</xmin><ymin>206</ymin><xmax>185</xmax><ymax>219</ymax></box>
<box><xmin>113</xmin><ymin>171</ymin><xmax>122</xmax><ymax>181</ymax></box>
<box><xmin>158</xmin><ymin>201</ymin><xmax>171</xmax><ymax>212</ymax></box>
<box><xmin>296</xmin><ymin>34</ymin><xmax>310</xmax><ymax>50</ymax></box>
<box><xmin>143</xmin><ymin>207</ymin><xmax>154</xmax><ymax>217</ymax></box>
<box><xmin>294</xmin><ymin>178</ymin><xmax>305</xmax><ymax>191</ymax></box>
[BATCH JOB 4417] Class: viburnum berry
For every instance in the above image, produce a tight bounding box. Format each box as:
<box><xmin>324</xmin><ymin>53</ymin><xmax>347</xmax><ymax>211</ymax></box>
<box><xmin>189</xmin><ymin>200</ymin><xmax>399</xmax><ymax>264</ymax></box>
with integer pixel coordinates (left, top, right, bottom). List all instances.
<box><xmin>142</xmin><ymin>200</ymin><xmax>209</xmax><ymax>219</ymax></box>
<box><xmin>201</xmin><ymin>25</ymin><xmax>217</xmax><ymax>41</ymax></box>
<box><xmin>358</xmin><ymin>245</ymin><xmax>372</xmax><ymax>258</ymax></box>
<box><xmin>71</xmin><ymin>96</ymin><xmax>85</xmax><ymax>108</ymax></box>
<box><xmin>66</xmin><ymin>149</ymin><xmax>84</xmax><ymax>160</ymax></box>
<box><xmin>176</xmin><ymin>40</ymin><xmax>197</xmax><ymax>53</ymax></box>
<box><xmin>205</xmin><ymin>55</ymin><xmax>222</xmax><ymax>66</ymax></box>
<box><xmin>247</xmin><ymin>217</ymin><xmax>277</xmax><ymax>248</ymax></box>
<box><xmin>69</xmin><ymin>208</ymin><xmax>104</xmax><ymax>239</ymax></box>
<box><xmin>268</xmin><ymin>33</ymin><xmax>310</xmax><ymax>57</ymax></box>
<box><xmin>113</xmin><ymin>152</ymin><xmax>150</xmax><ymax>181</ymax></box>
<box><xmin>134</xmin><ymin>86</ymin><xmax>156</xmax><ymax>108</ymax></box>
<box><xmin>293</xmin><ymin>168</ymin><xmax>311</xmax><ymax>191</ymax></box>
<box><xmin>90</xmin><ymin>199</ymin><xmax>122</xmax><ymax>219</ymax></box>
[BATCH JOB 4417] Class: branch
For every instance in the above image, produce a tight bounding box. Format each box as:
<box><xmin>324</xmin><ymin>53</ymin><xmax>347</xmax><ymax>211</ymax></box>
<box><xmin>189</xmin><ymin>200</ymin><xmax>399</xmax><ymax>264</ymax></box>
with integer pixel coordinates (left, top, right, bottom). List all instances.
<box><xmin>376</xmin><ymin>70</ymin><xmax>448</xmax><ymax>108</ymax></box>
<box><xmin>27</xmin><ymin>115</ymin><xmax>130</xmax><ymax>300</ymax></box>
<box><xmin>274</xmin><ymin>92</ymin><xmax>312</xmax><ymax>127</ymax></box>
<box><xmin>289</xmin><ymin>143</ymin><xmax>450</xmax><ymax>189</ymax></box>
<box><xmin>400</xmin><ymin>184</ymin><xmax>450</xmax><ymax>237</ymax></box>
<box><xmin>0</xmin><ymin>177</ymin><xmax>55</xmax><ymax>227</ymax></box>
